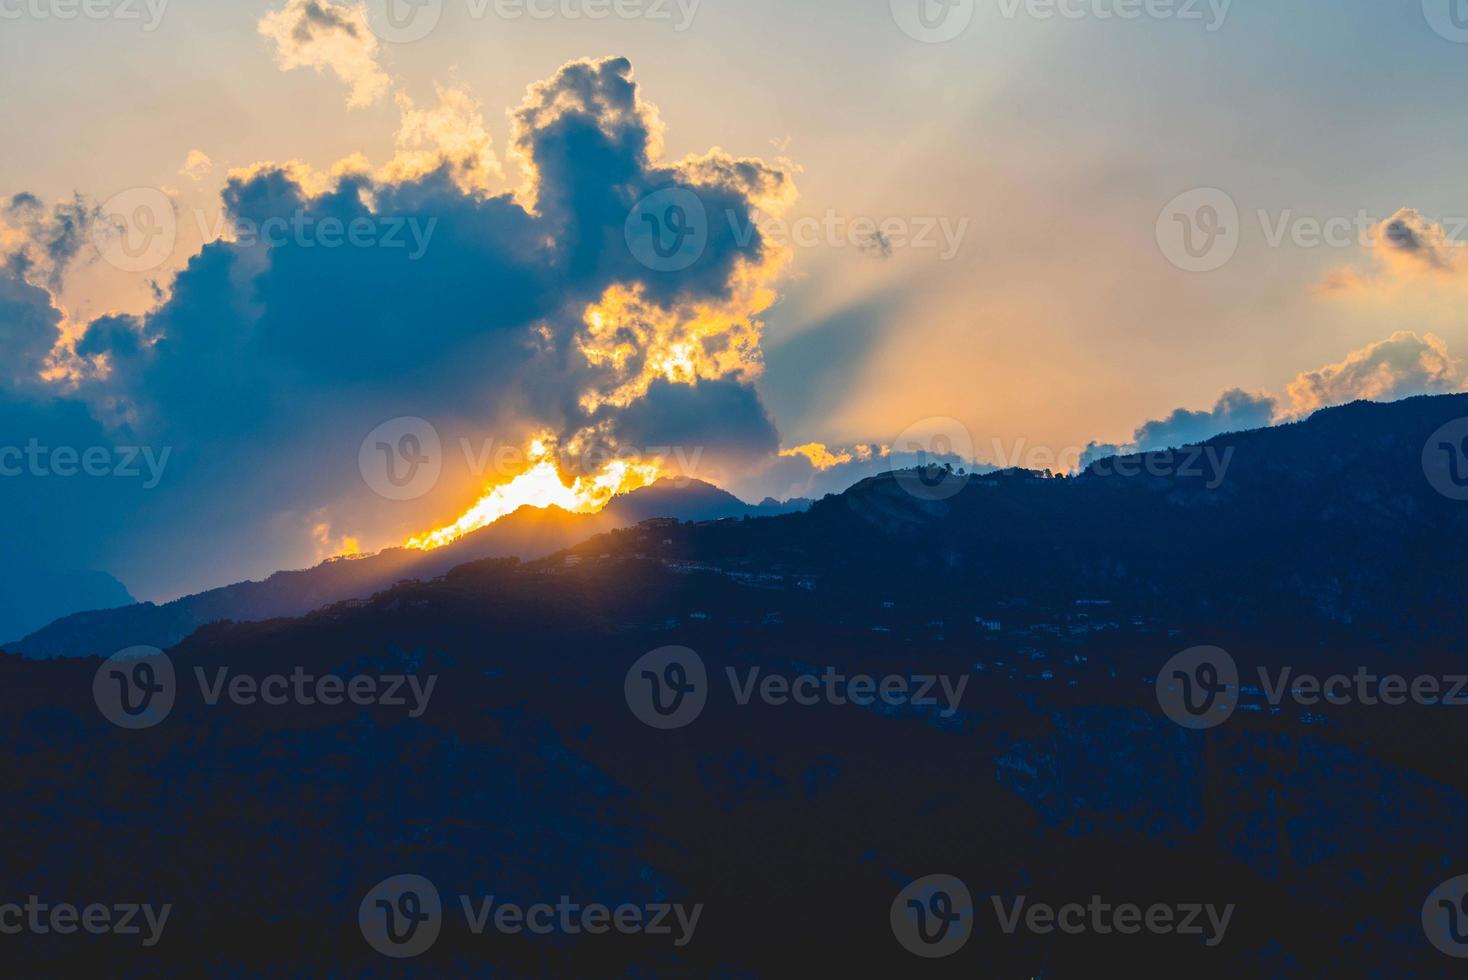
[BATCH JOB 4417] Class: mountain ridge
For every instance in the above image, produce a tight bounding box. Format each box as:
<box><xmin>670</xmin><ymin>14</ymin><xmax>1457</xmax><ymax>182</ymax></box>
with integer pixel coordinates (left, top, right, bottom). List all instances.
<box><xmin>8</xmin><ymin>478</ymin><xmax>809</xmax><ymax>658</ymax></box>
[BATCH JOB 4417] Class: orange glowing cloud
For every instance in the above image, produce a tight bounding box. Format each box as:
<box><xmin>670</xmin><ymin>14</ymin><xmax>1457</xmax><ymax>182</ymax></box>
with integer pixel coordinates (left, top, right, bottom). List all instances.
<box><xmin>405</xmin><ymin>437</ymin><xmax>663</xmax><ymax>550</ymax></box>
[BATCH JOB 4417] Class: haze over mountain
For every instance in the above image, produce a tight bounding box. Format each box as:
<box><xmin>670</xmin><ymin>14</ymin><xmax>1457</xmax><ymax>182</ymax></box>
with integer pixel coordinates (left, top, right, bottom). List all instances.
<box><xmin>0</xmin><ymin>567</ymin><xmax>134</xmax><ymax>643</ymax></box>
<box><xmin>8</xmin><ymin>479</ymin><xmax>809</xmax><ymax>658</ymax></box>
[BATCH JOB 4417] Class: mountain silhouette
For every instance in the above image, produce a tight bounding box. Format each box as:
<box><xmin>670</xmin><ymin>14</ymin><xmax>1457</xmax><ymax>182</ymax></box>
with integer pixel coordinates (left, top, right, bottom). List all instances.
<box><xmin>8</xmin><ymin>478</ymin><xmax>808</xmax><ymax>658</ymax></box>
<box><xmin>0</xmin><ymin>566</ymin><xmax>134</xmax><ymax>642</ymax></box>
<box><xmin>6</xmin><ymin>394</ymin><xmax>1468</xmax><ymax>974</ymax></box>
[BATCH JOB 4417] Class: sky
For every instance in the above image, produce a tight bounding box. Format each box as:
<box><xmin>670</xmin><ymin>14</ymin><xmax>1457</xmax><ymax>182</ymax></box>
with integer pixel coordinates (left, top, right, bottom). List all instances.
<box><xmin>4</xmin><ymin>0</ymin><xmax>1468</xmax><ymax>605</ymax></box>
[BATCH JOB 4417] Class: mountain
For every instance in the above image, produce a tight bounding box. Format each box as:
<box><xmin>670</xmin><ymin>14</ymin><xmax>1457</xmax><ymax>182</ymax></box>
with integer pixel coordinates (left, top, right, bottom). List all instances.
<box><xmin>569</xmin><ymin>394</ymin><xmax>1468</xmax><ymax>634</ymax></box>
<box><xmin>5</xmin><ymin>395</ymin><xmax>1468</xmax><ymax>974</ymax></box>
<box><xmin>8</xmin><ymin>478</ymin><xmax>809</xmax><ymax>658</ymax></box>
<box><xmin>0</xmin><ymin>566</ymin><xmax>134</xmax><ymax>642</ymax></box>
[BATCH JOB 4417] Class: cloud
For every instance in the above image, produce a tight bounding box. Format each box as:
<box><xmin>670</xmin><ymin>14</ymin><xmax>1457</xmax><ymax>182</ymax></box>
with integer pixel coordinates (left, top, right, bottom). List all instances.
<box><xmin>0</xmin><ymin>275</ymin><xmax>65</xmax><ymax>390</ymax></box>
<box><xmin>1285</xmin><ymin>331</ymin><xmax>1462</xmax><ymax>415</ymax></box>
<box><xmin>179</xmin><ymin>150</ymin><xmax>213</xmax><ymax>182</ymax></box>
<box><xmin>1083</xmin><ymin>333</ymin><xmax>1467</xmax><ymax>469</ymax></box>
<box><xmin>383</xmin><ymin>85</ymin><xmax>503</xmax><ymax>194</ymax></box>
<box><xmin>3</xmin><ymin>56</ymin><xmax>796</xmax><ymax>600</ymax></box>
<box><xmin>1319</xmin><ymin>208</ymin><xmax>1468</xmax><ymax>296</ymax></box>
<box><xmin>1081</xmin><ymin>388</ymin><xmax>1276</xmax><ymax>468</ymax></box>
<box><xmin>257</xmin><ymin>0</ymin><xmax>391</xmax><ymax>108</ymax></box>
<box><xmin>2</xmin><ymin>192</ymin><xmax>100</xmax><ymax>291</ymax></box>
<box><xmin>781</xmin><ymin>443</ymin><xmax>854</xmax><ymax>470</ymax></box>
<box><xmin>1133</xmin><ymin>388</ymin><xmax>1277</xmax><ymax>450</ymax></box>
<box><xmin>856</xmin><ymin>230</ymin><xmax>893</xmax><ymax>259</ymax></box>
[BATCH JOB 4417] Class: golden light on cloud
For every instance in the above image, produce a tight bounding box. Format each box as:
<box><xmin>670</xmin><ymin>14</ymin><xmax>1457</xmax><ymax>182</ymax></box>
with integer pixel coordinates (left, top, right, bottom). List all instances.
<box><xmin>780</xmin><ymin>443</ymin><xmax>854</xmax><ymax>470</ymax></box>
<box><xmin>576</xmin><ymin>236</ymin><xmax>789</xmax><ymax>413</ymax></box>
<box><xmin>382</xmin><ymin>86</ymin><xmax>503</xmax><ymax>195</ymax></box>
<box><xmin>405</xmin><ymin>437</ymin><xmax>664</xmax><ymax>551</ymax></box>
<box><xmin>257</xmin><ymin>0</ymin><xmax>391</xmax><ymax>109</ymax></box>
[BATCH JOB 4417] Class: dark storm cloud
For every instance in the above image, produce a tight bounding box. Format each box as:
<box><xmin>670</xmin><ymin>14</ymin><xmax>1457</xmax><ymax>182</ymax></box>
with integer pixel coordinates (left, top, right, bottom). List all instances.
<box><xmin>0</xmin><ymin>57</ymin><xmax>796</xmax><ymax>601</ymax></box>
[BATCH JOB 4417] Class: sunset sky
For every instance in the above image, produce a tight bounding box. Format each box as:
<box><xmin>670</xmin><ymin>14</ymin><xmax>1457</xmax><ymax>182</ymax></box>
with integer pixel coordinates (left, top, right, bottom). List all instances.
<box><xmin>4</xmin><ymin>0</ymin><xmax>1468</xmax><ymax>602</ymax></box>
